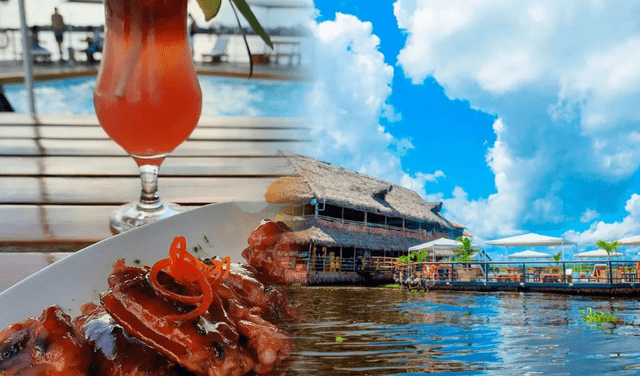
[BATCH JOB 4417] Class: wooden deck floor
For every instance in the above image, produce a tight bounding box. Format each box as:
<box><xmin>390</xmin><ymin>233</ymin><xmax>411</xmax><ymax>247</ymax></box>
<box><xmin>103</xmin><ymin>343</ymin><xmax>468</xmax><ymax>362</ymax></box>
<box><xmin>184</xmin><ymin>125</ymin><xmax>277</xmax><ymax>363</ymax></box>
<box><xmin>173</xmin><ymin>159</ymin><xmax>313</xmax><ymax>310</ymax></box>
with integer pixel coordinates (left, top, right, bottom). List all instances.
<box><xmin>0</xmin><ymin>112</ymin><xmax>307</xmax><ymax>288</ymax></box>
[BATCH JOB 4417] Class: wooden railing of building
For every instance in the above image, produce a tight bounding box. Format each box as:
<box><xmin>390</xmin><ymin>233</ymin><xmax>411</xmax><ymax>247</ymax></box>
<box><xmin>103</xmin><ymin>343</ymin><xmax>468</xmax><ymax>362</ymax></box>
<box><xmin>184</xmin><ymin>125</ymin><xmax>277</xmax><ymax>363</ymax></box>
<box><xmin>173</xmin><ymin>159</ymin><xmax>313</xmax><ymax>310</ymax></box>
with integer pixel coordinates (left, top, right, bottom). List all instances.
<box><xmin>367</xmin><ymin>257</ymin><xmax>398</xmax><ymax>272</ymax></box>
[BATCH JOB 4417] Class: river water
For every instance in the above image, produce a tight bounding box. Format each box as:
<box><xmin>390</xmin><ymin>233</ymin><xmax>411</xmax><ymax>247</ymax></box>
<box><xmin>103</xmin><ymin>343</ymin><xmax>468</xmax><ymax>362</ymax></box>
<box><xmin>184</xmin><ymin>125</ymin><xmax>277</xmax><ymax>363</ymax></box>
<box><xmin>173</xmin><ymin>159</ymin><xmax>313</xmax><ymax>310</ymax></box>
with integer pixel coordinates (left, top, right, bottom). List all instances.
<box><xmin>282</xmin><ymin>286</ymin><xmax>640</xmax><ymax>375</ymax></box>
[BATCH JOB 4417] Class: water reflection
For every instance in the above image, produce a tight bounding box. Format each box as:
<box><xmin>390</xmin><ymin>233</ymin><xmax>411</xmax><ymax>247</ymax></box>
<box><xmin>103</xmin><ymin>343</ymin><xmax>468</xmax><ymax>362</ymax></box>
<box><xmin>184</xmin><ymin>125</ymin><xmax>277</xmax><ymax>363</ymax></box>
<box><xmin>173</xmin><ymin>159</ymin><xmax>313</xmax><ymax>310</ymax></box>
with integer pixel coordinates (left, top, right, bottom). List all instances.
<box><xmin>285</xmin><ymin>287</ymin><xmax>640</xmax><ymax>375</ymax></box>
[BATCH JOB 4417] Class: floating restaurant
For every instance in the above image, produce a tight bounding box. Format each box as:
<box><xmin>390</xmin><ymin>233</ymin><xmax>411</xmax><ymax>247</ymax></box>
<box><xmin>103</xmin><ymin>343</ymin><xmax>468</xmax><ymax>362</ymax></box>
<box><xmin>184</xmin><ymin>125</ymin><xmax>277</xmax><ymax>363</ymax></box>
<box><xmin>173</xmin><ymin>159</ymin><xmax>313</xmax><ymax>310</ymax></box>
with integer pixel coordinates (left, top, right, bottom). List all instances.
<box><xmin>265</xmin><ymin>152</ymin><xmax>640</xmax><ymax>296</ymax></box>
<box><xmin>266</xmin><ymin>151</ymin><xmax>463</xmax><ymax>284</ymax></box>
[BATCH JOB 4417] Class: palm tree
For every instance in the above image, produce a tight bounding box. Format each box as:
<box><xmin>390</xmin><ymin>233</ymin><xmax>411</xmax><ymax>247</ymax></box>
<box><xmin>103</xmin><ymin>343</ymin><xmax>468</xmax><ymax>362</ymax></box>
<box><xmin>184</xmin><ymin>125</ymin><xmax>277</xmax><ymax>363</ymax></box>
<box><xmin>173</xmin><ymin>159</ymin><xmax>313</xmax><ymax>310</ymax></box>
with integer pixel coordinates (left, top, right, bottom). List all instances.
<box><xmin>595</xmin><ymin>240</ymin><xmax>620</xmax><ymax>260</ymax></box>
<box><xmin>456</xmin><ymin>236</ymin><xmax>474</xmax><ymax>262</ymax></box>
<box><xmin>596</xmin><ymin>240</ymin><xmax>620</xmax><ymax>283</ymax></box>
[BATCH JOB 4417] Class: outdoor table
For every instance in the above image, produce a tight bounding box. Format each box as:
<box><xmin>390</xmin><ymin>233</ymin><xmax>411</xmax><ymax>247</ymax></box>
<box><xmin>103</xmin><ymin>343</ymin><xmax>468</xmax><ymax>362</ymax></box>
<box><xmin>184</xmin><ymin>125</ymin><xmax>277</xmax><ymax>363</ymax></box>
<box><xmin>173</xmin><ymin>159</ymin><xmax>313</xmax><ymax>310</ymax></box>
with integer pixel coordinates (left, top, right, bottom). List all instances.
<box><xmin>0</xmin><ymin>113</ymin><xmax>307</xmax><ymax>292</ymax></box>
<box><xmin>541</xmin><ymin>273</ymin><xmax>562</xmax><ymax>283</ymax></box>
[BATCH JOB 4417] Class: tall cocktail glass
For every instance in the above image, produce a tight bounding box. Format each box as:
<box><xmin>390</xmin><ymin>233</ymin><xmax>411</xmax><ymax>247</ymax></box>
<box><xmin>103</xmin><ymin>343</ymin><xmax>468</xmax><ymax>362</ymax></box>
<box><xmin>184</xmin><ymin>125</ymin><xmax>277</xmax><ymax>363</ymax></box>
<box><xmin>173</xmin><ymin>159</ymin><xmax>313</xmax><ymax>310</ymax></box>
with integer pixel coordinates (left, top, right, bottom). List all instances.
<box><xmin>94</xmin><ymin>0</ymin><xmax>202</xmax><ymax>234</ymax></box>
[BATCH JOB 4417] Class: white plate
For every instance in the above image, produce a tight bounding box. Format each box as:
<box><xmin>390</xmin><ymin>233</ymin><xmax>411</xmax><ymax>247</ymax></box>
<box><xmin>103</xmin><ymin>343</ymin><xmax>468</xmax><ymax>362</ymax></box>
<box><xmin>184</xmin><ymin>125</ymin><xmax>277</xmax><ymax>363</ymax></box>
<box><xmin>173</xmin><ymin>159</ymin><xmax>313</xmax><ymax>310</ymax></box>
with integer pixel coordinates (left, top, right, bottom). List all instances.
<box><xmin>0</xmin><ymin>201</ymin><xmax>283</xmax><ymax>329</ymax></box>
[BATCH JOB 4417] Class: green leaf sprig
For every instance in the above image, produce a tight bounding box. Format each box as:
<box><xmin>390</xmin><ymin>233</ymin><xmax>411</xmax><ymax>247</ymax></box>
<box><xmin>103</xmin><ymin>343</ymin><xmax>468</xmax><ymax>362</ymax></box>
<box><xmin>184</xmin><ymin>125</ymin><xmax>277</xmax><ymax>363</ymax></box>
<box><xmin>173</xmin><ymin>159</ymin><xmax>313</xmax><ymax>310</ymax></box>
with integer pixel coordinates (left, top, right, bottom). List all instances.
<box><xmin>196</xmin><ymin>0</ymin><xmax>272</xmax><ymax>77</ymax></box>
<box><xmin>196</xmin><ymin>0</ymin><xmax>272</xmax><ymax>48</ymax></box>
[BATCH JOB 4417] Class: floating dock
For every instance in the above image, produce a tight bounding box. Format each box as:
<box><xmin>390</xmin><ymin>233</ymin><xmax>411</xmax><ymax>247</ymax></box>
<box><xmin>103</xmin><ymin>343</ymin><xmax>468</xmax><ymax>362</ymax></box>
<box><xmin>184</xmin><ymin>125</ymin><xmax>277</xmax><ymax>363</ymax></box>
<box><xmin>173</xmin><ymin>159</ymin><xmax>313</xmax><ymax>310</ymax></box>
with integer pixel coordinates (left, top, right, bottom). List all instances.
<box><xmin>389</xmin><ymin>260</ymin><xmax>640</xmax><ymax>296</ymax></box>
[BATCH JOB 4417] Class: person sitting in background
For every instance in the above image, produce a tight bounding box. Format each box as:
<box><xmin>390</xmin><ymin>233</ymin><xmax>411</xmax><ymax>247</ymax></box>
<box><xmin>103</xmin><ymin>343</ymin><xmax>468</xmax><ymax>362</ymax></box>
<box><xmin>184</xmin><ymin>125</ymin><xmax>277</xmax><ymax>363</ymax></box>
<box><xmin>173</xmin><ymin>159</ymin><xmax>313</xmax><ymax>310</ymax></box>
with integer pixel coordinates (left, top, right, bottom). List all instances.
<box><xmin>85</xmin><ymin>27</ymin><xmax>103</xmax><ymax>64</ymax></box>
<box><xmin>30</xmin><ymin>25</ymin><xmax>44</xmax><ymax>51</ymax></box>
<box><xmin>29</xmin><ymin>25</ymin><xmax>52</xmax><ymax>63</ymax></box>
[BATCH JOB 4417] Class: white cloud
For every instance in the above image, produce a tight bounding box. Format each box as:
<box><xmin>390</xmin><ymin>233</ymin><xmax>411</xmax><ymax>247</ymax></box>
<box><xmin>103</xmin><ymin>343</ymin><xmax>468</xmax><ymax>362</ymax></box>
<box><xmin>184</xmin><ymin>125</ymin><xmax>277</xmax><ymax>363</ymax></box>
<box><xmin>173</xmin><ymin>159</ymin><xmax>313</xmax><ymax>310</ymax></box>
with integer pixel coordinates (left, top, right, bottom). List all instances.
<box><xmin>580</xmin><ymin>209</ymin><xmax>600</xmax><ymax>223</ymax></box>
<box><xmin>394</xmin><ymin>0</ymin><xmax>640</xmax><ymax>240</ymax></box>
<box><xmin>564</xmin><ymin>194</ymin><xmax>640</xmax><ymax>246</ymax></box>
<box><xmin>305</xmin><ymin>13</ymin><xmax>424</xmax><ymax>187</ymax></box>
<box><xmin>400</xmin><ymin>170</ymin><xmax>445</xmax><ymax>197</ymax></box>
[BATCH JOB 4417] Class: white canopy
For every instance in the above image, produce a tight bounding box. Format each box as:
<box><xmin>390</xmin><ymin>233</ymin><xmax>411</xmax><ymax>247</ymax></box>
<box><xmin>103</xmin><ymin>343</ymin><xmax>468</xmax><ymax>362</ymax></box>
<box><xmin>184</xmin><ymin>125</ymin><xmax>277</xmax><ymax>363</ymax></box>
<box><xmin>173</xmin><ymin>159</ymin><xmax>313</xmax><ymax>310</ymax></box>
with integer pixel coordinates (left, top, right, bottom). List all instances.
<box><xmin>617</xmin><ymin>235</ymin><xmax>640</xmax><ymax>246</ymax></box>
<box><xmin>574</xmin><ymin>249</ymin><xmax>623</xmax><ymax>258</ymax></box>
<box><xmin>506</xmin><ymin>250</ymin><xmax>553</xmax><ymax>259</ymax></box>
<box><xmin>486</xmin><ymin>233</ymin><xmax>576</xmax><ymax>247</ymax></box>
<box><xmin>408</xmin><ymin>238</ymin><xmax>477</xmax><ymax>258</ymax></box>
<box><xmin>409</xmin><ymin>238</ymin><xmax>462</xmax><ymax>252</ymax></box>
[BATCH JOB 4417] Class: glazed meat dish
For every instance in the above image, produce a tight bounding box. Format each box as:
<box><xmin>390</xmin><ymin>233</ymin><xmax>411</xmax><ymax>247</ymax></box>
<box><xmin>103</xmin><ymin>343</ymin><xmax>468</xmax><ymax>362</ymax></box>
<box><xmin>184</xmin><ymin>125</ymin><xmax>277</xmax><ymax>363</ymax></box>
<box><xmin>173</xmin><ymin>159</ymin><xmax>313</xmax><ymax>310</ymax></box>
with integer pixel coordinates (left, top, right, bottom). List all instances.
<box><xmin>0</xmin><ymin>220</ymin><xmax>296</xmax><ymax>376</ymax></box>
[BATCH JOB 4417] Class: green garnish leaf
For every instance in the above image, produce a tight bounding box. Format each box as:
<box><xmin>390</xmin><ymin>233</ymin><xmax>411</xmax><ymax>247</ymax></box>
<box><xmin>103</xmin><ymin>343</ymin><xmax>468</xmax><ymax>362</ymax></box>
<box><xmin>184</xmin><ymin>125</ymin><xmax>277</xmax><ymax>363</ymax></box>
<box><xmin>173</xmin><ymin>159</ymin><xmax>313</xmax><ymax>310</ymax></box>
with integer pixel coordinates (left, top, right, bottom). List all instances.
<box><xmin>197</xmin><ymin>0</ymin><xmax>222</xmax><ymax>22</ymax></box>
<box><xmin>231</xmin><ymin>0</ymin><xmax>273</xmax><ymax>49</ymax></box>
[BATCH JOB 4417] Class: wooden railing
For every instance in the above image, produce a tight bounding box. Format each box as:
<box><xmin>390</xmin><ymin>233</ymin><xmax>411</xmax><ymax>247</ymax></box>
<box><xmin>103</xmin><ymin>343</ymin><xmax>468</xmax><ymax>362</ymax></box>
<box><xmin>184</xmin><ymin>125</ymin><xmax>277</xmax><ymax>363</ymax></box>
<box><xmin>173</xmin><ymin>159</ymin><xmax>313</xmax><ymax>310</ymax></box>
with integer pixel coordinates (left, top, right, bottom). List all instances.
<box><xmin>394</xmin><ymin>260</ymin><xmax>640</xmax><ymax>284</ymax></box>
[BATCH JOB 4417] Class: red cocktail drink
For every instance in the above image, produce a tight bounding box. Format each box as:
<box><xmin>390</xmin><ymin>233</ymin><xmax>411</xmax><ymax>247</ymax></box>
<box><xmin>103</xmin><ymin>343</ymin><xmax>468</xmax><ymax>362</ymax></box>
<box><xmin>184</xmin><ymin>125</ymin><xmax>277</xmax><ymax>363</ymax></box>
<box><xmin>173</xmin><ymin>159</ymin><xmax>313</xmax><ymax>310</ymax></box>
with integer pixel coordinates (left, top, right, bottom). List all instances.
<box><xmin>94</xmin><ymin>0</ymin><xmax>202</xmax><ymax>233</ymax></box>
<box><xmin>95</xmin><ymin>0</ymin><xmax>202</xmax><ymax>166</ymax></box>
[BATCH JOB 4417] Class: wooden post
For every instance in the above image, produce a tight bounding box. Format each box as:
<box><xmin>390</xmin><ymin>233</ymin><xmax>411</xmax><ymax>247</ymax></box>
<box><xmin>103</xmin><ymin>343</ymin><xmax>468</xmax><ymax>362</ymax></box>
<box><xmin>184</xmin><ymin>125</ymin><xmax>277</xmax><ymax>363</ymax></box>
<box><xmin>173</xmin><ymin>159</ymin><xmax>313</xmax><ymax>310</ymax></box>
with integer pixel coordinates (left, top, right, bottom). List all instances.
<box><xmin>608</xmin><ymin>259</ymin><xmax>613</xmax><ymax>284</ymax></box>
<box><xmin>323</xmin><ymin>246</ymin><xmax>327</xmax><ymax>272</ymax></box>
<box><xmin>353</xmin><ymin>248</ymin><xmax>357</xmax><ymax>271</ymax></box>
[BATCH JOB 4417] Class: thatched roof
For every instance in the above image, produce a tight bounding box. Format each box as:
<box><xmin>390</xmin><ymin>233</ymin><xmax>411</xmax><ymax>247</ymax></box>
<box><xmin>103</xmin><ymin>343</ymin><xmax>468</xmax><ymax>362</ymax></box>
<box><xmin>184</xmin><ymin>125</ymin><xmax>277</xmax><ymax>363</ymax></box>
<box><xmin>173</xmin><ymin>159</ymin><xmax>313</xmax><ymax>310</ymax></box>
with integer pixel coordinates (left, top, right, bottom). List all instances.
<box><xmin>280</xmin><ymin>218</ymin><xmax>446</xmax><ymax>252</ymax></box>
<box><xmin>282</xmin><ymin>226</ymin><xmax>425</xmax><ymax>252</ymax></box>
<box><xmin>269</xmin><ymin>151</ymin><xmax>452</xmax><ymax>229</ymax></box>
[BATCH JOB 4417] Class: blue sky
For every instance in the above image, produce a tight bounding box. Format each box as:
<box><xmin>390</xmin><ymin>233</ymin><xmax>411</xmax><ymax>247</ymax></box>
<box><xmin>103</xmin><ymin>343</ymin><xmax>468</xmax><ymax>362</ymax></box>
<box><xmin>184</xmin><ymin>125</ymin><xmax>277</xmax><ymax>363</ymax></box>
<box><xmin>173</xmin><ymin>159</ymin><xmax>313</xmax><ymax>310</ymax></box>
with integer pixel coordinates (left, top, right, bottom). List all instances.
<box><xmin>306</xmin><ymin>0</ymin><xmax>640</xmax><ymax>257</ymax></box>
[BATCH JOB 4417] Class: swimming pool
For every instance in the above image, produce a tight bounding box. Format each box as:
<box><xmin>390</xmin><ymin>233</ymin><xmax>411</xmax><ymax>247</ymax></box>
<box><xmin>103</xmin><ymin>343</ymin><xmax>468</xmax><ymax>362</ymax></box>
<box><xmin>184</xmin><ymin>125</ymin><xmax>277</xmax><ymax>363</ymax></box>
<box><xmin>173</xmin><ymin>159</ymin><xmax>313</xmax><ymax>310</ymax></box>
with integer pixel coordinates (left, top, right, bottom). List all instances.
<box><xmin>3</xmin><ymin>75</ymin><xmax>310</xmax><ymax>117</ymax></box>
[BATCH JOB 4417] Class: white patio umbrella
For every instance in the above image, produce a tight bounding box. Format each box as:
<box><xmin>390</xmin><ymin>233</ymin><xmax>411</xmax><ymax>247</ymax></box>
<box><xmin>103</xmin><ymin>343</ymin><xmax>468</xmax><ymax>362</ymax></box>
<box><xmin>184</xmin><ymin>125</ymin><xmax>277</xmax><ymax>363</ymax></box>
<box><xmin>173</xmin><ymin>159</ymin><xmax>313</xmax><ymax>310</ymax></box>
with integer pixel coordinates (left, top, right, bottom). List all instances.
<box><xmin>408</xmin><ymin>238</ymin><xmax>478</xmax><ymax>261</ymax></box>
<box><xmin>506</xmin><ymin>250</ymin><xmax>553</xmax><ymax>259</ymax></box>
<box><xmin>486</xmin><ymin>233</ymin><xmax>576</xmax><ymax>260</ymax></box>
<box><xmin>617</xmin><ymin>235</ymin><xmax>640</xmax><ymax>246</ymax></box>
<box><xmin>574</xmin><ymin>249</ymin><xmax>623</xmax><ymax>258</ymax></box>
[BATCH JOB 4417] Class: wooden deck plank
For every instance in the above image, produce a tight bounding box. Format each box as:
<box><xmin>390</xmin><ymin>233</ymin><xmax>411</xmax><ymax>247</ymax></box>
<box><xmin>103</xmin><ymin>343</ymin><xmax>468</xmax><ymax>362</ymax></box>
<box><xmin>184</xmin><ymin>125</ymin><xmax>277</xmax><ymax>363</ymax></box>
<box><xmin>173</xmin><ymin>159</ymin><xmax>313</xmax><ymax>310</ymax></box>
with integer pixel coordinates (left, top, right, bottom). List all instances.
<box><xmin>0</xmin><ymin>206</ymin><xmax>46</xmax><ymax>240</ymax></box>
<box><xmin>0</xmin><ymin>139</ymin><xmax>40</xmax><ymax>155</ymax></box>
<box><xmin>44</xmin><ymin>205</ymin><xmax>124</xmax><ymax>240</ymax></box>
<box><xmin>0</xmin><ymin>114</ymin><xmax>308</xmax><ymax>129</ymax></box>
<box><xmin>0</xmin><ymin>126</ymin><xmax>37</xmax><ymax>138</ymax></box>
<box><xmin>0</xmin><ymin>126</ymin><xmax>308</xmax><ymax>141</ymax></box>
<box><xmin>0</xmin><ymin>178</ymin><xmax>42</xmax><ymax>202</ymax></box>
<box><xmin>0</xmin><ymin>157</ymin><xmax>41</xmax><ymax>175</ymax></box>
<box><xmin>0</xmin><ymin>177</ymin><xmax>277</xmax><ymax>204</ymax></box>
<box><xmin>29</xmin><ymin>140</ymin><xmax>304</xmax><ymax>157</ymax></box>
<box><xmin>0</xmin><ymin>205</ymin><xmax>116</xmax><ymax>242</ymax></box>
<box><xmin>0</xmin><ymin>156</ymin><xmax>295</xmax><ymax>177</ymax></box>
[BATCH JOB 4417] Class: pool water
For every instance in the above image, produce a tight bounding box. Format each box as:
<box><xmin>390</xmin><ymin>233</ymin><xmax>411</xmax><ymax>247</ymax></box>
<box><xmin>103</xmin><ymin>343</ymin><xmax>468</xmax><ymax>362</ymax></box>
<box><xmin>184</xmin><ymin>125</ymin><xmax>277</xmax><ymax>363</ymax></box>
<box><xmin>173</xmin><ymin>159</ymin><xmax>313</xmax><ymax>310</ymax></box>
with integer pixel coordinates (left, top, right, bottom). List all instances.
<box><xmin>287</xmin><ymin>286</ymin><xmax>640</xmax><ymax>375</ymax></box>
<box><xmin>3</xmin><ymin>75</ymin><xmax>310</xmax><ymax>117</ymax></box>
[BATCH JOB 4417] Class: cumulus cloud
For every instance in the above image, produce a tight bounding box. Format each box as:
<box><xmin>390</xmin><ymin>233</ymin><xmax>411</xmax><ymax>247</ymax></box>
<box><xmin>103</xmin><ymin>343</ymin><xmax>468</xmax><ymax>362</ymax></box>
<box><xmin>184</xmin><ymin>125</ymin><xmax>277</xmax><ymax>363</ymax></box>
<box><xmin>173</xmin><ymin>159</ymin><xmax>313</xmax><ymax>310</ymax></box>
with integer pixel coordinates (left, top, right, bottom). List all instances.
<box><xmin>306</xmin><ymin>13</ymin><xmax>442</xmax><ymax>189</ymax></box>
<box><xmin>564</xmin><ymin>194</ymin><xmax>640</xmax><ymax>248</ymax></box>
<box><xmin>580</xmin><ymin>209</ymin><xmax>600</xmax><ymax>223</ymax></box>
<box><xmin>394</xmin><ymin>0</ymin><xmax>640</xmax><ymax>240</ymax></box>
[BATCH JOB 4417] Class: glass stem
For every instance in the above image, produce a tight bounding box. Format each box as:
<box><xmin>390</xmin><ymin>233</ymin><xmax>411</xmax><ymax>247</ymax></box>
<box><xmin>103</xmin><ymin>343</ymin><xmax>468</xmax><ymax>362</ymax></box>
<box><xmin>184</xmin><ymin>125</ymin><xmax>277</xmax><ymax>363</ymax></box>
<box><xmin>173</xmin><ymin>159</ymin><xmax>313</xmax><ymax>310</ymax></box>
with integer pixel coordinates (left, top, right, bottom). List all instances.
<box><xmin>137</xmin><ymin>164</ymin><xmax>162</xmax><ymax>210</ymax></box>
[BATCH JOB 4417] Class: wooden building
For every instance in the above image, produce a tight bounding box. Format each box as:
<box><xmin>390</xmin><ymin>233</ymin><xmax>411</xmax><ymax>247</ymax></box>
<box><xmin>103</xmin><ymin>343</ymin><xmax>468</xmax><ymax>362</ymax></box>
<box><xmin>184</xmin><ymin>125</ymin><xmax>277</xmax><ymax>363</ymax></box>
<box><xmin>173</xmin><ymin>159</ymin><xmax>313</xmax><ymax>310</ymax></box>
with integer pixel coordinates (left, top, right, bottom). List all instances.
<box><xmin>266</xmin><ymin>152</ymin><xmax>463</xmax><ymax>284</ymax></box>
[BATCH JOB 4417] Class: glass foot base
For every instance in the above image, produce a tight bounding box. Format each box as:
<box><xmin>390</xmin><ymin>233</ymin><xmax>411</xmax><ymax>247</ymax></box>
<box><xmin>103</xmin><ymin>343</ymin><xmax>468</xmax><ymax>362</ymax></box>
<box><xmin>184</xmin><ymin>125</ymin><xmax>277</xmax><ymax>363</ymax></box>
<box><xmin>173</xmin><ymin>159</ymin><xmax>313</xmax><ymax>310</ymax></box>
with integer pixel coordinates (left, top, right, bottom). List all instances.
<box><xmin>109</xmin><ymin>201</ymin><xmax>186</xmax><ymax>235</ymax></box>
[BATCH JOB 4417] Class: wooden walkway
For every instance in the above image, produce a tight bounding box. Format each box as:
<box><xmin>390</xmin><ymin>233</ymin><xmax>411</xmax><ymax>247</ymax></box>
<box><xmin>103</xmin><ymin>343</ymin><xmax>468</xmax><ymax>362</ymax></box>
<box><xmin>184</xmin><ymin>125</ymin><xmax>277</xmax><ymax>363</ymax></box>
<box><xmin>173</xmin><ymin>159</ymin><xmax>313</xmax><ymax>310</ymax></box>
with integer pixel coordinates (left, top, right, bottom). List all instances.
<box><xmin>0</xmin><ymin>113</ymin><xmax>308</xmax><ymax>290</ymax></box>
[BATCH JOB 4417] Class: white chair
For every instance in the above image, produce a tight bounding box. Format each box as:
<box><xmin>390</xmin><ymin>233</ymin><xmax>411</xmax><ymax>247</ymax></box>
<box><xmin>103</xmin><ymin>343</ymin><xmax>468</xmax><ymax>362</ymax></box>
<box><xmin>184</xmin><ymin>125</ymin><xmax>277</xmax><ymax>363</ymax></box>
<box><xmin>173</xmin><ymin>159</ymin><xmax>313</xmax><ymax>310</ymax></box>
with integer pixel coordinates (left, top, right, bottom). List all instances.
<box><xmin>202</xmin><ymin>35</ymin><xmax>229</xmax><ymax>63</ymax></box>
